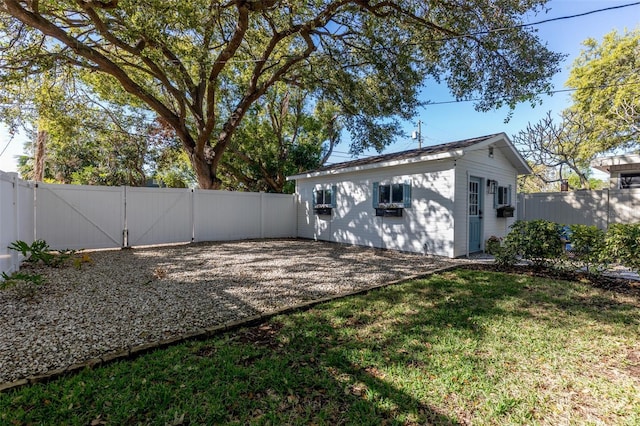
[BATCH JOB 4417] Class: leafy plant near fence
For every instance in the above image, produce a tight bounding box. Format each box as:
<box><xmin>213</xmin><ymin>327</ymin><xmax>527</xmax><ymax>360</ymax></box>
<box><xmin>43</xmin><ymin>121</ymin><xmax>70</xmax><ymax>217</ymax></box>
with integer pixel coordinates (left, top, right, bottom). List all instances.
<box><xmin>2</xmin><ymin>240</ymin><xmax>92</xmax><ymax>299</ymax></box>
<box><xmin>0</xmin><ymin>271</ymin><xmax>44</xmax><ymax>300</ymax></box>
<box><xmin>8</xmin><ymin>240</ymin><xmax>75</xmax><ymax>268</ymax></box>
<box><xmin>496</xmin><ymin>220</ymin><xmax>565</xmax><ymax>268</ymax></box>
<box><xmin>602</xmin><ymin>223</ymin><xmax>640</xmax><ymax>273</ymax></box>
<box><xmin>495</xmin><ymin>220</ymin><xmax>640</xmax><ymax>275</ymax></box>
<box><xmin>567</xmin><ymin>224</ymin><xmax>606</xmax><ymax>274</ymax></box>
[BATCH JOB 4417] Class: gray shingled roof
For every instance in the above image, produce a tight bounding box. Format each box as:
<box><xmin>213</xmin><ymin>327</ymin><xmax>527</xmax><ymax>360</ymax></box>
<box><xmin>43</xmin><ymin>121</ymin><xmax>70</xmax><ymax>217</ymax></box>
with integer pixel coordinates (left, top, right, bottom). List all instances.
<box><xmin>307</xmin><ymin>133</ymin><xmax>501</xmax><ymax>174</ymax></box>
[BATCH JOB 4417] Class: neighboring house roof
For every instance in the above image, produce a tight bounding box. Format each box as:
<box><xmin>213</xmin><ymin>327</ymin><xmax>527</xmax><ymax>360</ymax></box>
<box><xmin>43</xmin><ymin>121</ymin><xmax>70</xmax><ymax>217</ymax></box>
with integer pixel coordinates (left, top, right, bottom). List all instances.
<box><xmin>591</xmin><ymin>154</ymin><xmax>640</xmax><ymax>173</ymax></box>
<box><xmin>287</xmin><ymin>132</ymin><xmax>531</xmax><ymax>180</ymax></box>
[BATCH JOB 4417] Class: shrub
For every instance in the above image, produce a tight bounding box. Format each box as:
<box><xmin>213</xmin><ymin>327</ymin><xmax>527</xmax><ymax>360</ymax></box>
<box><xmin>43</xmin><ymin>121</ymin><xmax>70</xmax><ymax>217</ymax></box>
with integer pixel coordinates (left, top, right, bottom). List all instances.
<box><xmin>567</xmin><ymin>224</ymin><xmax>606</xmax><ymax>274</ymax></box>
<box><xmin>602</xmin><ymin>223</ymin><xmax>640</xmax><ymax>273</ymax></box>
<box><xmin>496</xmin><ymin>220</ymin><xmax>565</xmax><ymax>268</ymax></box>
<box><xmin>485</xmin><ymin>236</ymin><xmax>502</xmax><ymax>255</ymax></box>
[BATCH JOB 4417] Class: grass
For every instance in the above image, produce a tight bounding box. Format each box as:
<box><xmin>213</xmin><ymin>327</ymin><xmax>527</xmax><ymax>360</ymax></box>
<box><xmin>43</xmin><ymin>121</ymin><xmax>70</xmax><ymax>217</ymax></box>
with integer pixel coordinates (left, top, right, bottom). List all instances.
<box><xmin>1</xmin><ymin>269</ymin><xmax>639</xmax><ymax>425</ymax></box>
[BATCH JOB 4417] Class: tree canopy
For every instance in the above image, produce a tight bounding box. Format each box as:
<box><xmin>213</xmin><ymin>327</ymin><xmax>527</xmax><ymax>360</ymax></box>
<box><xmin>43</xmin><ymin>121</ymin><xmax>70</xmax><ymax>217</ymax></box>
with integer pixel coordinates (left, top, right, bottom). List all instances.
<box><xmin>1</xmin><ymin>0</ymin><xmax>563</xmax><ymax>189</ymax></box>
<box><xmin>0</xmin><ymin>66</ymin><xmax>168</xmax><ymax>185</ymax></box>
<box><xmin>221</xmin><ymin>85</ymin><xmax>341</xmax><ymax>193</ymax></box>
<box><xmin>515</xmin><ymin>28</ymin><xmax>639</xmax><ymax>192</ymax></box>
<box><xmin>566</xmin><ymin>28</ymin><xmax>639</xmax><ymax>156</ymax></box>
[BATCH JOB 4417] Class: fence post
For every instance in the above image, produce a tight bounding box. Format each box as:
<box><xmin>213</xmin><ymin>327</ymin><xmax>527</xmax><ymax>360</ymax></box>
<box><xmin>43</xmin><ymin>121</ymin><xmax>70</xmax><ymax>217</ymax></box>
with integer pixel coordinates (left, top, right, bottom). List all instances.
<box><xmin>606</xmin><ymin>188</ymin><xmax>610</xmax><ymax>229</ymax></box>
<box><xmin>190</xmin><ymin>188</ymin><xmax>195</xmax><ymax>243</ymax></box>
<box><xmin>7</xmin><ymin>173</ymin><xmax>20</xmax><ymax>272</ymax></box>
<box><xmin>10</xmin><ymin>173</ymin><xmax>20</xmax><ymax>273</ymax></box>
<box><xmin>260</xmin><ymin>192</ymin><xmax>265</xmax><ymax>239</ymax></box>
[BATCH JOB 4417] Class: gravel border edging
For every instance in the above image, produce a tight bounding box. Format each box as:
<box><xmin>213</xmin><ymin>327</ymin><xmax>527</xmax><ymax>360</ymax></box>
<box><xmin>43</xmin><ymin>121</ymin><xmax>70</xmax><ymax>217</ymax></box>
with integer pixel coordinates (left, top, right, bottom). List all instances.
<box><xmin>0</xmin><ymin>265</ymin><xmax>459</xmax><ymax>394</ymax></box>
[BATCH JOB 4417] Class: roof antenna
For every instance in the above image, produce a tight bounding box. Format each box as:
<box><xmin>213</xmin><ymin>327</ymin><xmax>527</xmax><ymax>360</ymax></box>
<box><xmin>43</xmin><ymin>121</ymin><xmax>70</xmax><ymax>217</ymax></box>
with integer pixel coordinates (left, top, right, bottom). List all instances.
<box><xmin>411</xmin><ymin>120</ymin><xmax>423</xmax><ymax>149</ymax></box>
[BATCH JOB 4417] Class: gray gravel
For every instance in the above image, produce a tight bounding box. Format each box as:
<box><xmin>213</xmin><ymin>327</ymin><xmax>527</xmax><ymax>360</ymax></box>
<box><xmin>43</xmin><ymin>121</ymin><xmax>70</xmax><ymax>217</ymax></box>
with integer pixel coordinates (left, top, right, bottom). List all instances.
<box><xmin>0</xmin><ymin>239</ymin><xmax>465</xmax><ymax>384</ymax></box>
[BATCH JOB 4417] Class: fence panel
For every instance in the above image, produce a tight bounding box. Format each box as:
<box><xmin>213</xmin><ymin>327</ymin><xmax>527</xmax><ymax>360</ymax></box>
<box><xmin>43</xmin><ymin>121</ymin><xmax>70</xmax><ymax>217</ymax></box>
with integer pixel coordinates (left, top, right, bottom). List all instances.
<box><xmin>193</xmin><ymin>190</ymin><xmax>262</xmax><ymax>241</ymax></box>
<box><xmin>17</xmin><ymin>179</ymin><xmax>35</xmax><ymax>244</ymax></box>
<box><xmin>0</xmin><ymin>172</ymin><xmax>35</xmax><ymax>275</ymax></box>
<box><xmin>125</xmin><ymin>187</ymin><xmax>193</xmax><ymax>247</ymax></box>
<box><xmin>0</xmin><ymin>172</ymin><xmax>16</xmax><ymax>275</ymax></box>
<box><xmin>518</xmin><ymin>189</ymin><xmax>640</xmax><ymax>228</ymax></box>
<box><xmin>35</xmin><ymin>183</ymin><xmax>125</xmax><ymax>250</ymax></box>
<box><xmin>1</xmin><ymin>173</ymin><xmax>17</xmax><ymax>274</ymax></box>
<box><xmin>261</xmin><ymin>193</ymin><xmax>297</xmax><ymax>238</ymax></box>
<box><xmin>2</xmin><ymin>177</ymin><xmax>296</xmax><ymax>275</ymax></box>
<box><xmin>608</xmin><ymin>188</ymin><xmax>640</xmax><ymax>224</ymax></box>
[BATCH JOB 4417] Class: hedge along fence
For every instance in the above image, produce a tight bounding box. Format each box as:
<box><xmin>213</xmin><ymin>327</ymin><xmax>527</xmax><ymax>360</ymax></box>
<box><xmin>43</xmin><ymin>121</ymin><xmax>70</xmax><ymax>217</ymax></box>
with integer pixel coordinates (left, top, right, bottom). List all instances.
<box><xmin>493</xmin><ymin>219</ymin><xmax>640</xmax><ymax>275</ymax></box>
<box><xmin>0</xmin><ymin>173</ymin><xmax>296</xmax><ymax>277</ymax></box>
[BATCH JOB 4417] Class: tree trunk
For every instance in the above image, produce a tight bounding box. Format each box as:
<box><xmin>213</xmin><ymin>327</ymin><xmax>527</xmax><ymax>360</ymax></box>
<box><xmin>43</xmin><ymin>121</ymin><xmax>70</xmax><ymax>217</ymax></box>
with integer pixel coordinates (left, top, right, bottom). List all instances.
<box><xmin>190</xmin><ymin>150</ymin><xmax>219</xmax><ymax>189</ymax></box>
<box><xmin>33</xmin><ymin>129</ymin><xmax>47</xmax><ymax>182</ymax></box>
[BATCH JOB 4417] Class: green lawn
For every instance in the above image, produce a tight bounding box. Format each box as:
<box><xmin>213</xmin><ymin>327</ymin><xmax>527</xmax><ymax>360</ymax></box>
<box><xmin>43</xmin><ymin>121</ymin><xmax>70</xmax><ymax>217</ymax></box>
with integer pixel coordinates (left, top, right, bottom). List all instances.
<box><xmin>2</xmin><ymin>269</ymin><xmax>639</xmax><ymax>425</ymax></box>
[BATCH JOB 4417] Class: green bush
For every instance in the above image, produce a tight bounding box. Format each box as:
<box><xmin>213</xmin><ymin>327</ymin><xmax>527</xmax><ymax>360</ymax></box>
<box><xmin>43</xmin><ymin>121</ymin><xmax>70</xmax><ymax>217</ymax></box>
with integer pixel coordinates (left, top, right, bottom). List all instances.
<box><xmin>485</xmin><ymin>236</ymin><xmax>502</xmax><ymax>255</ymax></box>
<box><xmin>496</xmin><ymin>220</ymin><xmax>565</xmax><ymax>267</ymax></box>
<box><xmin>602</xmin><ymin>223</ymin><xmax>640</xmax><ymax>273</ymax></box>
<box><xmin>567</xmin><ymin>224</ymin><xmax>606</xmax><ymax>274</ymax></box>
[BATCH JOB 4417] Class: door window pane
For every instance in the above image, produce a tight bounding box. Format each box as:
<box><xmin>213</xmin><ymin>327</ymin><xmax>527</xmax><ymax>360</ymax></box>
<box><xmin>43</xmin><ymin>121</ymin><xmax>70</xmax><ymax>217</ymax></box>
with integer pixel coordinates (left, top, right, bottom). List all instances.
<box><xmin>469</xmin><ymin>181</ymin><xmax>479</xmax><ymax>216</ymax></box>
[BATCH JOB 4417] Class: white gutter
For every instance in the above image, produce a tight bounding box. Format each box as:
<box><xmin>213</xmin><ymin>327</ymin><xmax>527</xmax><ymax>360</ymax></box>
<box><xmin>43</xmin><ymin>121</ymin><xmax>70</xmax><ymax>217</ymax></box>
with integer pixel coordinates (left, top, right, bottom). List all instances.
<box><xmin>286</xmin><ymin>150</ymin><xmax>465</xmax><ymax>181</ymax></box>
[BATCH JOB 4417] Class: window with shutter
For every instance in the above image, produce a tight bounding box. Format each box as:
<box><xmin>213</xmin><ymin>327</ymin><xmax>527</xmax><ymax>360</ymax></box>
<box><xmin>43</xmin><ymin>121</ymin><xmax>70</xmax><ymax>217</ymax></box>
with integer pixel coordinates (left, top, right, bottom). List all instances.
<box><xmin>314</xmin><ymin>186</ymin><xmax>336</xmax><ymax>215</ymax></box>
<box><xmin>373</xmin><ymin>180</ymin><xmax>412</xmax><ymax>211</ymax></box>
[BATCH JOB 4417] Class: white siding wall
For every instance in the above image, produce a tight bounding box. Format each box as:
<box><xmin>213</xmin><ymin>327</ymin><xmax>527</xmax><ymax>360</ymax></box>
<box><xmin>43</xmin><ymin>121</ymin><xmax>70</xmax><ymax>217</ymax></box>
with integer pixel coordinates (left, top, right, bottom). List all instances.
<box><xmin>296</xmin><ymin>160</ymin><xmax>457</xmax><ymax>257</ymax></box>
<box><xmin>453</xmin><ymin>147</ymin><xmax>518</xmax><ymax>257</ymax></box>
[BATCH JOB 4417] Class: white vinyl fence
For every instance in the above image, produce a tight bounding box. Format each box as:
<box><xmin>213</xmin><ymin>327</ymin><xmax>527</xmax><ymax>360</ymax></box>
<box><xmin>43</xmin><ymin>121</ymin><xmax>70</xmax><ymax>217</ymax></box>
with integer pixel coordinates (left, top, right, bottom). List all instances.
<box><xmin>0</xmin><ymin>172</ymin><xmax>35</xmax><ymax>275</ymax></box>
<box><xmin>1</xmin><ymin>173</ymin><xmax>296</xmax><ymax>276</ymax></box>
<box><xmin>517</xmin><ymin>188</ymin><xmax>640</xmax><ymax>228</ymax></box>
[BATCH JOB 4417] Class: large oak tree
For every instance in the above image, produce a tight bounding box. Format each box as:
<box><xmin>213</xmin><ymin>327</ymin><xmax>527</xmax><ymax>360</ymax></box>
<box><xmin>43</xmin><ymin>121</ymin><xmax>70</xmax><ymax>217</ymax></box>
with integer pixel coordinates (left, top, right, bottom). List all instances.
<box><xmin>1</xmin><ymin>0</ymin><xmax>562</xmax><ymax>189</ymax></box>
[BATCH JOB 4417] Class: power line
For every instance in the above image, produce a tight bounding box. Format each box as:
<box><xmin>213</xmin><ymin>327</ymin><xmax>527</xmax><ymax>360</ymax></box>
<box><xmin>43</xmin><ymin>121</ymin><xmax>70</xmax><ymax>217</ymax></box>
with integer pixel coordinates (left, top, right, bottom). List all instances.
<box><xmin>460</xmin><ymin>1</ymin><xmax>640</xmax><ymax>37</ymax></box>
<box><xmin>2</xmin><ymin>79</ymin><xmax>638</xmax><ymax>121</ymax></box>
<box><xmin>424</xmin><ymin>82</ymin><xmax>640</xmax><ymax>107</ymax></box>
<box><xmin>531</xmin><ymin>2</ymin><xmax>640</xmax><ymax>27</ymax></box>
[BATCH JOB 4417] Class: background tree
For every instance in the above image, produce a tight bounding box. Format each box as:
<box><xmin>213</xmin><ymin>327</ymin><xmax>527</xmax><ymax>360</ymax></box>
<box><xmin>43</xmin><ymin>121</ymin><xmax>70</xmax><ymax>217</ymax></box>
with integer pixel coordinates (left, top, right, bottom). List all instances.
<box><xmin>566</xmin><ymin>28</ymin><xmax>639</xmax><ymax>155</ymax></box>
<box><xmin>1</xmin><ymin>0</ymin><xmax>563</xmax><ymax>190</ymax></box>
<box><xmin>222</xmin><ymin>86</ymin><xmax>341</xmax><ymax>193</ymax></box>
<box><xmin>515</xmin><ymin>28</ymin><xmax>638</xmax><ymax>192</ymax></box>
<box><xmin>2</xmin><ymin>69</ymin><xmax>162</xmax><ymax>186</ymax></box>
<box><xmin>514</xmin><ymin>110</ymin><xmax>595</xmax><ymax>190</ymax></box>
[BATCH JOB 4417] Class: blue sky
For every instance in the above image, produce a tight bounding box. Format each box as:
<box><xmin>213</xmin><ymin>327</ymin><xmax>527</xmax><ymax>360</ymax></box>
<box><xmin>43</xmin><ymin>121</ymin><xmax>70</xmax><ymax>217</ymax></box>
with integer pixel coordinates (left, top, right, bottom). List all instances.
<box><xmin>0</xmin><ymin>0</ymin><xmax>638</xmax><ymax>174</ymax></box>
<box><xmin>327</xmin><ymin>0</ymin><xmax>640</xmax><ymax>165</ymax></box>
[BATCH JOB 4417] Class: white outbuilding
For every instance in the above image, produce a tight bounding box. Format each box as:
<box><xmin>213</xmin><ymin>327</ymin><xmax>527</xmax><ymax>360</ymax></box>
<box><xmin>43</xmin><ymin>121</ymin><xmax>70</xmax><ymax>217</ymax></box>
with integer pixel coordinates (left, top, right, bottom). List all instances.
<box><xmin>287</xmin><ymin>133</ymin><xmax>531</xmax><ymax>257</ymax></box>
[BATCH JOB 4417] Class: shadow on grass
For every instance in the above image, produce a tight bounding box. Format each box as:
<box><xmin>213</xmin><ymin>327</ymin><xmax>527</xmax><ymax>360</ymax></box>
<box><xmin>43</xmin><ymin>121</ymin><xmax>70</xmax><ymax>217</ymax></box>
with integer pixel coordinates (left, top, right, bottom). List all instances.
<box><xmin>1</xmin><ymin>268</ymin><xmax>638</xmax><ymax>424</ymax></box>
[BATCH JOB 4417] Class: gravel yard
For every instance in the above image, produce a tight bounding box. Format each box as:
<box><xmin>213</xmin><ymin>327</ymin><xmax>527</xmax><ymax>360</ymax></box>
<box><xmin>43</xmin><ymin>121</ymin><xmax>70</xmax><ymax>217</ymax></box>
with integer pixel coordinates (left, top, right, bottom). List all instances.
<box><xmin>0</xmin><ymin>239</ymin><xmax>465</xmax><ymax>384</ymax></box>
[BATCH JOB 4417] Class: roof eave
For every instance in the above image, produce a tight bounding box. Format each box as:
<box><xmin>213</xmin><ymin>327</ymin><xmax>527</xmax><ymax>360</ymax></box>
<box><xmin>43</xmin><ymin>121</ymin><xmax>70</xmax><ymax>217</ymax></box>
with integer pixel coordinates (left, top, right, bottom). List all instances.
<box><xmin>590</xmin><ymin>154</ymin><xmax>640</xmax><ymax>174</ymax></box>
<box><xmin>286</xmin><ymin>150</ymin><xmax>465</xmax><ymax>181</ymax></box>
